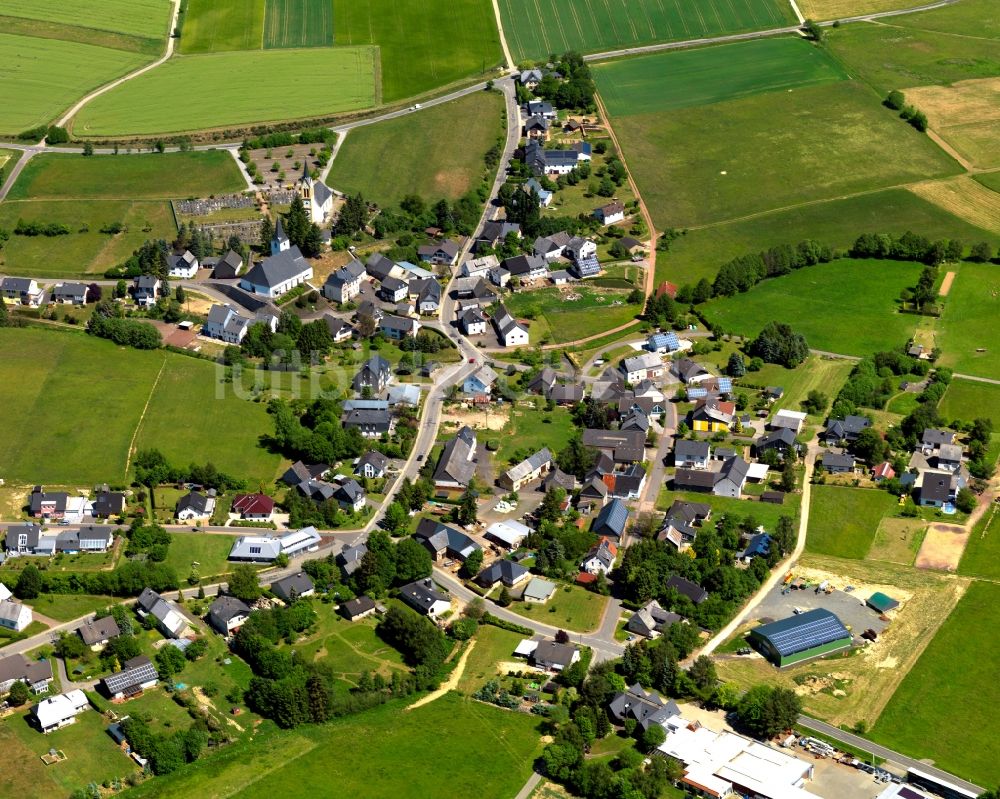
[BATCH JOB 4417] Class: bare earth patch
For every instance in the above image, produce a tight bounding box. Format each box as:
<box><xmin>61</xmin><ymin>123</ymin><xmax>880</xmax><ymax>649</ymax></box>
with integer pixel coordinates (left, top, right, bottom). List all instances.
<box><xmin>908</xmin><ymin>176</ymin><xmax>1000</xmax><ymax>235</ymax></box>
<box><xmin>407</xmin><ymin>639</ymin><xmax>477</xmax><ymax>710</ymax></box>
<box><xmin>938</xmin><ymin>270</ymin><xmax>955</xmax><ymax>297</ymax></box>
<box><xmin>440</xmin><ymin>406</ymin><xmax>511</xmax><ymax>432</ymax></box>
<box><xmin>915</xmin><ymin>523</ymin><xmax>969</xmax><ymax>571</ymax></box>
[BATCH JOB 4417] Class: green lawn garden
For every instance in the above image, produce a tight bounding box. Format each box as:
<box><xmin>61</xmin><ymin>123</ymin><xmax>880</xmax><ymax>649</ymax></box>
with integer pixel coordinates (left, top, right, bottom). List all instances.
<box><xmin>806</xmin><ymin>485</ymin><xmax>897</xmax><ymax>559</ymax></box>
<box><xmin>871</xmin><ymin>580</ymin><xmax>1000</xmax><ymax>786</ymax></box>
<box><xmin>328</xmin><ymin>90</ymin><xmax>503</xmax><ymax>206</ymax></box>
<box><xmin>163</xmin><ymin>533</ymin><xmax>253</xmax><ymax>584</ymax></box>
<box><xmin>656</xmin><ymin>487</ymin><xmax>799</xmax><ymax>532</ymax></box>
<box><xmin>496</xmin><ymin>404</ymin><xmax>579</xmax><ymax>466</ymax></box>
<box><xmin>503</xmin><ymin>285</ymin><xmax>641</xmax><ymax>344</ymax></box>
<box><xmin>509</xmin><ymin>582</ymin><xmax>608</xmax><ymax>633</ymax></box>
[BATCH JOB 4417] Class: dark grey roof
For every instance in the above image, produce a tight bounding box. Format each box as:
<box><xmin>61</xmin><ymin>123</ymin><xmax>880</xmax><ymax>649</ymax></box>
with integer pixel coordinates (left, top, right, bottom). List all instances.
<box><xmin>356</xmin><ymin>450</ymin><xmax>389</xmax><ymax>474</ymax></box>
<box><xmin>433</xmin><ymin>430</ymin><xmax>477</xmax><ymax>486</ymax></box>
<box><xmin>719</xmin><ymin>457</ymin><xmax>751</xmax><ymax>486</ymax></box>
<box><xmin>5</xmin><ymin>523</ymin><xmax>42</xmax><ymax>551</ymax></box>
<box><xmin>476</xmin><ymin>559</ymin><xmax>529</xmax><ymax>587</ymax></box>
<box><xmin>673</xmin><ymin>469</ymin><xmax>717</xmax><ymax>490</ymax></box>
<box><xmin>921</xmin><ymin>474</ymin><xmax>952</xmax><ymax>502</ymax></box>
<box><xmin>751</xmin><ymin>608</ymin><xmax>850</xmax><ymax>656</ymax></box>
<box><xmin>755</xmin><ymin>428</ymin><xmax>798</xmax><ymax>450</ymax></box>
<box><xmin>243</xmin><ymin>246</ymin><xmax>310</xmax><ymax>289</ymax></box>
<box><xmin>93</xmin><ymin>490</ymin><xmax>126</xmax><ymax>517</ymax></box>
<box><xmin>821</xmin><ymin>452</ymin><xmax>856</xmax><ymax>470</ymax></box>
<box><xmin>209</xmin><ymin>595</ymin><xmax>251</xmax><ymax>625</ymax></box>
<box><xmin>342</xmin><ymin>595</ymin><xmax>377</xmax><ymax>618</ymax></box>
<box><xmin>177</xmin><ymin>491</ymin><xmax>212</xmax><ymax>515</ymax></box>
<box><xmin>338</xmin><ymin>542</ymin><xmax>368</xmax><ymax>575</ymax></box>
<box><xmin>53</xmin><ymin>282</ymin><xmax>88</xmax><ymax>300</ymax></box>
<box><xmin>366</xmin><ymin>253</ymin><xmax>396</xmax><ymax>281</ymax></box>
<box><xmin>414</xmin><ymin>519</ymin><xmax>481</xmax><ymax>560</ymax></box>
<box><xmin>78</xmin><ymin>616</ymin><xmax>120</xmax><ymax>646</ymax></box>
<box><xmin>664</xmin><ymin>500</ymin><xmax>711</xmax><ymax>524</ymax></box>
<box><xmin>281</xmin><ymin>461</ymin><xmax>328</xmax><ymax>486</ymax></box>
<box><xmin>398</xmin><ymin>578</ymin><xmax>448</xmax><ymax>613</ymax></box>
<box><xmin>609</xmin><ymin>683</ymin><xmax>682</xmax><ymax>730</ymax></box>
<box><xmin>592</xmin><ymin>499</ymin><xmax>629</xmax><ymax>537</ymax></box>
<box><xmin>503</xmin><ymin>254</ymin><xmax>547</xmax><ymax>277</ymax></box>
<box><xmin>675</xmin><ymin>439</ymin><xmax>710</xmax><ymax>461</ymax></box>
<box><xmin>270</xmin><ymin>572</ymin><xmax>314</xmax><ymax>602</ymax></box>
<box><xmin>666</xmin><ymin>575</ymin><xmax>708</xmax><ymax>604</ymax></box>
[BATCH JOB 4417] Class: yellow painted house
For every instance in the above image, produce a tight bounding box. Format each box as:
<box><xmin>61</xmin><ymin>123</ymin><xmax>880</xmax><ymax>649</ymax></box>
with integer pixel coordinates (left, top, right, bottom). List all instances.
<box><xmin>690</xmin><ymin>396</ymin><xmax>735</xmax><ymax>433</ymax></box>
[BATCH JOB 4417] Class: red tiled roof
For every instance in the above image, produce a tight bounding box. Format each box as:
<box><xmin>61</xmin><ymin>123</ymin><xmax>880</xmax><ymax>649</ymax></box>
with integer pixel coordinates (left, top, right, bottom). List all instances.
<box><xmin>656</xmin><ymin>281</ymin><xmax>678</xmax><ymax>298</ymax></box>
<box><xmin>576</xmin><ymin>572</ymin><xmax>598</xmax><ymax>585</ymax></box>
<box><xmin>232</xmin><ymin>493</ymin><xmax>274</xmax><ymax>516</ymax></box>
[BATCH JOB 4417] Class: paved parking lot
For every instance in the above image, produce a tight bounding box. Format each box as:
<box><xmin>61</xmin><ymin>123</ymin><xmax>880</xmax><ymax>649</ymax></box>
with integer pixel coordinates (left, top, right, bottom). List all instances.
<box><xmin>752</xmin><ymin>583</ymin><xmax>891</xmax><ymax>636</ymax></box>
<box><xmin>807</xmin><ymin>755</ymin><xmax>887</xmax><ymax>799</ymax></box>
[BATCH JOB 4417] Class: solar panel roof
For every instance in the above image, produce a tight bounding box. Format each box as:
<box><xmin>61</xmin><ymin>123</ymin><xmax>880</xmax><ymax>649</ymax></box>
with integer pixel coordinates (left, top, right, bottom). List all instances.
<box><xmin>717</xmin><ymin>377</ymin><xmax>733</xmax><ymax>392</ymax></box>
<box><xmin>102</xmin><ymin>656</ymin><xmax>158</xmax><ymax>693</ymax></box>
<box><xmin>753</xmin><ymin>609</ymin><xmax>850</xmax><ymax>656</ymax></box>
<box><xmin>687</xmin><ymin>387</ymin><xmax>708</xmax><ymax>399</ymax></box>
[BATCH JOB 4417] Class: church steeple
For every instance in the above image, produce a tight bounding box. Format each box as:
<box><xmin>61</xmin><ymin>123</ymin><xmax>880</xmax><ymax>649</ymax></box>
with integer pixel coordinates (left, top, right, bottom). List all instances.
<box><xmin>271</xmin><ymin>217</ymin><xmax>290</xmax><ymax>255</ymax></box>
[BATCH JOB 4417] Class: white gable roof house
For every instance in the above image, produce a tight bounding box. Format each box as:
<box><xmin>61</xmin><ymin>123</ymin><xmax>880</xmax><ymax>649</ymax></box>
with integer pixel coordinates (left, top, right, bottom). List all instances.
<box><xmin>136</xmin><ymin>588</ymin><xmax>187</xmax><ymax>639</ymax></box>
<box><xmin>31</xmin><ymin>689</ymin><xmax>89</xmax><ymax>733</ymax></box>
<box><xmin>0</xmin><ymin>599</ymin><xmax>33</xmax><ymax>632</ymax></box>
<box><xmin>167</xmin><ymin>250</ymin><xmax>199</xmax><ymax>279</ymax></box>
<box><xmin>492</xmin><ymin>303</ymin><xmax>529</xmax><ymax>347</ymax></box>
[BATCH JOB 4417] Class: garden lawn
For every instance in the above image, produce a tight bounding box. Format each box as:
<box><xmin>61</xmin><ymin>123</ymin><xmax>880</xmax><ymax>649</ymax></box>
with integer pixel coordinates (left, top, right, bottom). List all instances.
<box><xmin>595</xmin><ymin>38</ymin><xmax>847</xmax><ymax>117</ymax></box>
<box><xmin>0</xmin><ymin>33</ymin><xmax>147</xmax><ymax>135</ymax></box>
<box><xmin>656</xmin><ymin>488</ymin><xmax>799</xmax><ymax>531</ymax></box>
<box><xmin>871</xmin><ymin>580</ymin><xmax>1000</xmax><ymax>786</ymax></box>
<box><xmin>7</xmin><ymin>152</ymin><xmax>246</xmax><ymax>200</ymax></box>
<box><xmin>935</xmin><ymin>262</ymin><xmax>1000</xmax><ymax>380</ymax></box>
<box><xmin>456</xmin><ymin>624</ymin><xmax>526</xmax><ymax>693</ymax></box>
<box><xmin>750</xmin><ymin>357</ymin><xmax>855</xmax><ymax>422</ymax></box>
<box><xmin>294</xmin><ymin>613</ymin><xmax>406</xmax><ymax>685</ymax></box>
<box><xmin>74</xmin><ymin>47</ymin><xmax>377</xmax><ymax>136</ymax></box>
<box><xmin>328</xmin><ymin>90</ymin><xmax>502</xmax><ymax>205</ymax></box>
<box><xmin>121</xmin><ymin>693</ymin><xmax>543</xmax><ymax>799</ymax></box>
<box><xmin>503</xmin><ymin>285</ymin><xmax>640</xmax><ymax>344</ymax></box>
<box><xmin>264</xmin><ymin>0</ymin><xmax>332</xmax><ymax>49</ymax></box>
<box><xmin>608</xmin><ymin>80</ymin><xmax>960</xmax><ymax>229</ymax></box>
<box><xmin>499</xmin><ymin>0</ymin><xmax>795</xmax><ymax>62</ymax></box>
<box><xmin>654</xmin><ymin>187</ymin><xmax>1000</xmax><ymax>287</ymax></box>
<box><xmin>496</xmin><ymin>405</ymin><xmax>579</xmax><ymax>466</ymax></box>
<box><xmin>825</xmin><ymin>18</ymin><xmax>1000</xmax><ymax>92</ymax></box>
<box><xmin>509</xmin><ymin>583</ymin><xmax>608</xmax><ymax>632</ymax></box>
<box><xmin>26</xmin><ymin>593</ymin><xmax>116</xmax><ymax>622</ymax></box>
<box><xmin>699</xmin><ymin>259</ymin><xmax>921</xmax><ymax>356</ymax></box>
<box><xmin>180</xmin><ymin>0</ymin><xmax>265</xmax><ymax>53</ymax></box>
<box><xmin>132</xmin><ymin>355</ymin><xmax>282</xmax><ymax>483</ymax></box>
<box><xmin>0</xmin><ymin>199</ymin><xmax>176</xmax><ymax>278</ymax></box>
<box><xmin>806</xmin><ymin>486</ymin><xmax>897</xmax><ymax>559</ymax></box>
<box><xmin>333</xmin><ymin>0</ymin><xmax>502</xmax><ymax>102</ymax></box>
<box><xmin>163</xmin><ymin>533</ymin><xmax>253</xmax><ymax>583</ymax></box>
<box><xmin>4</xmin><ymin>708</ymin><xmax>138</xmax><ymax>798</ymax></box>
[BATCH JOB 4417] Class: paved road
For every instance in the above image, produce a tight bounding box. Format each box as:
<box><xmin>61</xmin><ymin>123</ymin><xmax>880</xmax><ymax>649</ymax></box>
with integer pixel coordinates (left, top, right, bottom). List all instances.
<box><xmin>797</xmin><ymin>715</ymin><xmax>984</xmax><ymax>796</ymax></box>
<box><xmin>512</xmin><ymin>772</ymin><xmax>543</xmax><ymax>799</ymax></box>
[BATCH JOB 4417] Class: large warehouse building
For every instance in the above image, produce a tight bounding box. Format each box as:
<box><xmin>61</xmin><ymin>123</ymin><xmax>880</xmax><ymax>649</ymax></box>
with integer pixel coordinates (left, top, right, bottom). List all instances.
<box><xmin>749</xmin><ymin>609</ymin><xmax>853</xmax><ymax>667</ymax></box>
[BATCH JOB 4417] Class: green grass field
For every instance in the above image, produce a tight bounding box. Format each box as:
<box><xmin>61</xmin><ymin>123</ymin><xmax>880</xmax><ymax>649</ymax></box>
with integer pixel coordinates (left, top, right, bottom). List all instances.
<box><xmin>133</xmin><ymin>356</ymin><xmax>282</xmax><ymax>482</ymax></box>
<box><xmin>825</xmin><ymin>19</ymin><xmax>1000</xmax><ymax>93</ymax></box>
<box><xmin>656</xmin><ymin>488</ymin><xmax>798</xmax><ymax>531</ymax></box>
<box><xmin>0</xmin><ymin>0</ymin><xmax>172</xmax><ymax>40</ymax></box>
<box><xmin>121</xmin><ymin>693</ymin><xmax>543</xmax><ymax>799</ymax></box>
<box><xmin>751</xmin><ymin>357</ymin><xmax>855</xmax><ymax>420</ymax></box>
<box><xmin>74</xmin><ymin>47</ymin><xmax>377</xmax><ymax>136</ymax></box>
<box><xmin>936</xmin><ymin>263</ymin><xmax>1000</xmax><ymax>380</ymax></box>
<box><xmin>180</xmin><ymin>0</ymin><xmax>265</xmax><ymax>53</ymax></box>
<box><xmin>595</xmin><ymin>38</ymin><xmax>848</xmax><ymax>116</ymax></box>
<box><xmin>806</xmin><ymin>486</ymin><xmax>897</xmax><ymax>559</ymax></box>
<box><xmin>25</xmin><ymin>593</ymin><xmax>116</xmax><ymax>622</ymax></box>
<box><xmin>163</xmin><ymin>533</ymin><xmax>249</xmax><ymax>583</ymax></box>
<box><xmin>871</xmin><ymin>579</ymin><xmax>999</xmax><ymax>786</ymax></box>
<box><xmin>333</xmin><ymin>0</ymin><xmax>502</xmax><ymax>102</ymax></box>
<box><xmin>328</xmin><ymin>90</ymin><xmax>502</xmax><ymax>205</ymax></box>
<box><xmin>503</xmin><ymin>285</ymin><xmax>640</xmax><ymax>344</ymax></box>
<box><xmin>0</xmin><ymin>33</ymin><xmax>147</xmax><ymax>135</ymax></box>
<box><xmin>891</xmin><ymin>0</ymin><xmax>1000</xmax><ymax>39</ymax></box>
<box><xmin>609</xmin><ymin>79</ymin><xmax>961</xmax><ymax>229</ymax></box>
<box><xmin>1</xmin><ymin>709</ymin><xmax>138</xmax><ymax>797</ymax></box>
<box><xmin>958</xmin><ymin>503</ymin><xmax>1000</xmax><ymax>581</ymax></box>
<box><xmin>8</xmin><ymin>151</ymin><xmax>246</xmax><ymax>200</ymax></box>
<box><xmin>510</xmin><ymin>582</ymin><xmax>609</xmax><ymax>632</ymax></box>
<box><xmin>0</xmin><ymin>328</ymin><xmax>280</xmax><ymax>485</ymax></box>
<box><xmin>264</xmin><ymin>0</ymin><xmax>332</xmax><ymax>49</ymax></box>
<box><xmin>294</xmin><ymin>613</ymin><xmax>407</xmax><ymax>685</ymax></box>
<box><xmin>0</xmin><ymin>199</ymin><xmax>176</xmax><ymax>278</ymax></box>
<box><xmin>655</xmin><ymin>187</ymin><xmax>1000</xmax><ymax>286</ymax></box>
<box><xmin>499</xmin><ymin>0</ymin><xmax>795</xmax><ymax>62</ymax></box>
<box><xmin>700</xmin><ymin>259</ymin><xmax>920</xmax><ymax>356</ymax></box>
<box><xmin>939</xmin><ymin>378</ymin><xmax>1000</xmax><ymax>426</ymax></box>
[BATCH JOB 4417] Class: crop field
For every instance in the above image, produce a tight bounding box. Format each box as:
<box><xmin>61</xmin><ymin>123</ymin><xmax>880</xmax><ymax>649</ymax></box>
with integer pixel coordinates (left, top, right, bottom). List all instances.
<box><xmin>264</xmin><ymin>0</ymin><xmax>332</xmax><ymax>48</ymax></box>
<box><xmin>0</xmin><ymin>328</ymin><xmax>279</xmax><ymax>485</ymax></box>
<box><xmin>0</xmin><ymin>199</ymin><xmax>175</xmax><ymax>278</ymax></box>
<box><xmin>905</xmin><ymin>79</ymin><xmax>1000</xmax><ymax>170</ymax></box>
<box><xmin>8</xmin><ymin>151</ymin><xmax>246</xmax><ymax>200</ymax></box>
<box><xmin>655</xmin><ymin>187</ymin><xmax>1000</xmax><ymax>286</ymax></box>
<box><xmin>333</xmin><ymin>0</ymin><xmax>502</xmax><ymax>102</ymax></box>
<box><xmin>75</xmin><ymin>46</ymin><xmax>377</xmax><ymax>136</ymax></box>
<box><xmin>891</xmin><ymin>0</ymin><xmax>1000</xmax><ymax>39</ymax></box>
<box><xmin>498</xmin><ymin>0</ymin><xmax>795</xmax><ymax>62</ymax></box>
<box><xmin>700</xmin><ymin>259</ymin><xmax>920</xmax><ymax>356</ymax></box>
<box><xmin>0</xmin><ymin>33</ymin><xmax>146</xmax><ymax>135</ymax></box>
<box><xmin>123</xmin><ymin>693</ymin><xmax>543</xmax><ymax>799</ymax></box>
<box><xmin>935</xmin><ymin>263</ymin><xmax>1000</xmax><ymax>380</ymax></box>
<box><xmin>503</xmin><ymin>285</ymin><xmax>640</xmax><ymax>344</ymax></box>
<box><xmin>608</xmin><ymin>80</ymin><xmax>960</xmax><ymax>229</ymax></box>
<box><xmin>180</xmin><ymin>0</ymin><xmax>265</xmax><ymax>53</ymax></box>
<box><xmin>0</xmin><ymin>0</ymin><xmax>172</xmax><ymax>40</ymax></box>
<box><xmin>328</xmin><ymin>91</ymin><xmax>502</xmax><ymax>205</ymax></box>
<box><xmin>806</xmin><ymin>486</ymin><xmax>898</xmax><ymax>559</ymax></box>
<box><xmin>595</xmin><ymin>38</ymin><xmax>848</xmax><ymax>116</ymax></box>
<box><xmin>908</xmin><ymin>176</ymin><xmax>1000</xmax><ymax>233</ymax></box>
<box><xmin>871</xmin><ymin>580</ymin><xmax>999</xmax><ymax>786</ymax></box>
<box><xmin>824</xmin><ymin>20</ymin><xmax>1000</xmax><ymax>93</ymax></box>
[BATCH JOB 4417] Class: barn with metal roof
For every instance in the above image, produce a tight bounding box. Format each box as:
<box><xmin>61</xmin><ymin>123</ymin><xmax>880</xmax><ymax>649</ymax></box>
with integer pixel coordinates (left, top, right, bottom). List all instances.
<box><xmin>748</xmin><ymin>608</ymin><xmax>852</xmax><ymax>667</ymax></box>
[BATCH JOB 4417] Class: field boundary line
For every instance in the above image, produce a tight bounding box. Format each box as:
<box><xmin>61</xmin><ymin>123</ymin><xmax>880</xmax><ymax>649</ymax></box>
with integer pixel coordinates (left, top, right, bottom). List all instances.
<box><xmin>59</xmin><ymin>0</ymin><xmax>182</xmax><ymax>130</ymax></box>
<box><xmin>124</xmin><ymin>354</ymin><xmax>168</xmax><ymax>480</ymax></box>
<box><xmin>788</xmin><ymin>0</ymin><xmax>805</xmax><ymax>24</ymax></box>
<box><xmin>490</xmin><ymin>0</ymin><xmax>515</xmax><ymax>69</ymax></box>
